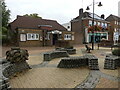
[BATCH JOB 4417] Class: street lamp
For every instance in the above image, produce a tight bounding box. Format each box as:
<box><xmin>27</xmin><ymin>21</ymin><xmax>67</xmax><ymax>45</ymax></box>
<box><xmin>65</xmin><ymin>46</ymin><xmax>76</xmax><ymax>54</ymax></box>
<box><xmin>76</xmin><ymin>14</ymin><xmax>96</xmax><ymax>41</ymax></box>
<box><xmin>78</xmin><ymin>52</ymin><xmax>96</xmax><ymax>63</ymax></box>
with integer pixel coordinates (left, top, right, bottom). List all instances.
<box><xmin>86</xmin><ymin>0</ymin><xmax>102</xmax><ymax>50</ymax></box>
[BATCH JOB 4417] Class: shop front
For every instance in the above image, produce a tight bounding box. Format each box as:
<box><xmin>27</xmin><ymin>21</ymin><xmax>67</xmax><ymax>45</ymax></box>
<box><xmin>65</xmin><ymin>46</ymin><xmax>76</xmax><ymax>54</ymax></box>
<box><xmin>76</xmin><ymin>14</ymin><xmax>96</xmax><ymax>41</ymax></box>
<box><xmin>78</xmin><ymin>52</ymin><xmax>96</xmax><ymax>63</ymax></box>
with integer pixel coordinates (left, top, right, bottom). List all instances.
<box><xmin>88</xmin><ymin>32</ymin><xmax>108</xmax><ymax>43</ymax></box>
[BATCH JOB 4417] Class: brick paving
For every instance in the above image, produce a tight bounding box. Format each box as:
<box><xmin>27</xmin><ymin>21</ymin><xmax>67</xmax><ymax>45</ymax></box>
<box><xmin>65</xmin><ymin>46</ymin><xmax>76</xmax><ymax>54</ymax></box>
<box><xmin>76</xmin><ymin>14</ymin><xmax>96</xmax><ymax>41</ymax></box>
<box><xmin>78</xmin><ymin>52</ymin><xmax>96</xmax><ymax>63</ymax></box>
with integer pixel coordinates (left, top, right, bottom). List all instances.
<box><xmin>9</xmin><ymin>68</ymin><xmax>89</xmax><ymax>88</ymax></box>
<box><xmin>96</xmin><ymin>78</ymin><xmax>118</xmax><ymax>88</ymax></box>
<box><xmin>2</xmin><ymin>44</ymin><xmax>120</xmax><ymax>88</ymax></box>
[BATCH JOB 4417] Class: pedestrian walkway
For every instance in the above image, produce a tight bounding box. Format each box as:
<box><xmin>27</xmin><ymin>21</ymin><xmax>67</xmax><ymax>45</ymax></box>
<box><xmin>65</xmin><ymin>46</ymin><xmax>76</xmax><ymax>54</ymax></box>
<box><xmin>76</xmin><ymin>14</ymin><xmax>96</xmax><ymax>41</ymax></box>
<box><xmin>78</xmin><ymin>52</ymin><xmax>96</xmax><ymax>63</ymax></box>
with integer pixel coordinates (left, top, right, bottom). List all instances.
<box><xmin>4</xmin><ymin>45</ymin><xmax>120</xmax><ymax>88</ymax></box>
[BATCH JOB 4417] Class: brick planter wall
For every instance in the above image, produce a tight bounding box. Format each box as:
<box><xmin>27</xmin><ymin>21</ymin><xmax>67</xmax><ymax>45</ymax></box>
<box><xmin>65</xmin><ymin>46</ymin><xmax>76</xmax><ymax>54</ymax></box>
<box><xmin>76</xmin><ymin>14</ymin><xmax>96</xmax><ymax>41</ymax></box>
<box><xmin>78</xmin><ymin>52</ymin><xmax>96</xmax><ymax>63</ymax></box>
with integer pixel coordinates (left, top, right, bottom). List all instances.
<box><xmin>104</xmin><ymin>54</ymin><xmax>120</xmax><ymax>70</ymax></box>
<box><xmin>57</xmin><ymin>55</ymin><xmax>99</xmax><ymax>70</ymax></box>
<box><xmin>44</xmin><ymin>51</ymin><xmax>69</xmax><ymax>61</ymax></box>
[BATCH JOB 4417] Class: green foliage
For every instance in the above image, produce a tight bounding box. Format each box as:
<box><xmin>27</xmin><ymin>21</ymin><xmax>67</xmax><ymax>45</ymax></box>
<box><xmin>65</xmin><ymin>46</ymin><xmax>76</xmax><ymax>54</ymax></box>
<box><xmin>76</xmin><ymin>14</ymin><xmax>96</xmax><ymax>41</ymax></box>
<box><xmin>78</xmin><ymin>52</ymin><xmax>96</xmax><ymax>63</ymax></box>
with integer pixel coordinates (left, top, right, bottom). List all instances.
<box><xmin>0</xmin><ymin>0</ymin><xmax>10</xmax><ymax>44</ymax></box>
<box><xmin>23</xmin><ymin>13</ymin><xmax>42</xmax><ymax>18</ymax></box>
<box><xmin>2</xmin><ymin>34</ymin><xmax>8</xmax><ymax>44</ymax></box>
<box><xmin>112</xmin><ymin>48</ymin><xmax>120</xmax><ymax>56</ymax></box>
<box><xmin>0</xmin><ymin>28</ymin><xmax>2</xmax><ymax>40</ymax></box>
<box><xmin>2</xmin><ymin>27</ymin><xmax>7</xmax><ymax>35</ymax></box>
<box><xmin>1</xmin><ymin>0</ymin><xmax>11</xmax><ymax>28</ymax></box>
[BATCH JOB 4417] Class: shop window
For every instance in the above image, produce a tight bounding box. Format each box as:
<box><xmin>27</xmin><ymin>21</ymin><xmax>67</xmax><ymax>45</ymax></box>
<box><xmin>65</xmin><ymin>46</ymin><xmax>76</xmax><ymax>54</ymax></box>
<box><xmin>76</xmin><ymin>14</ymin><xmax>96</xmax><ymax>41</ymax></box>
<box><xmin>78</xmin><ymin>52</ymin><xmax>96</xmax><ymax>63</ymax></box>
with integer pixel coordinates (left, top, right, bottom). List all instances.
<box><xmin>27</xmin><ymin>33</ymin><xmax>39</xmax><ymax>40</ymax></box>
<box><xmin>64</xmin><ymin>34</ymin><xmax>71</xmax><ymax>40</ymax></box>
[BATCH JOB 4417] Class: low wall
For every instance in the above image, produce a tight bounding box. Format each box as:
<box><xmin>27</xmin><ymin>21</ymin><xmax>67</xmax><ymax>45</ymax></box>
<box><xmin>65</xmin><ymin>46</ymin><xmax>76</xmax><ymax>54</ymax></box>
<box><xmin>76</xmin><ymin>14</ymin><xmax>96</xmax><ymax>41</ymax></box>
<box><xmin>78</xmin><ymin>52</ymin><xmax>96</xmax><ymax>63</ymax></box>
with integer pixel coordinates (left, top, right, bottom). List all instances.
<box><xmin>0</xmin><ymin>59</ymin><xmax>31</xmax><ymax>90</ymax></box>
<box><xmin>104</xmin><ymin>54</ymin><xmax>120</xmax><ymax>70</ymax></box>
<box><xmin>55</xmin><ymin>48</ymin><xmax>76</xmax><ymax>54</ymax></box>
<box><xmin>1</xmin><ymin>47</ymin><xmax>31</xmax><ymax>90</ymax></box>
<box><xmin>44</xmin><ymin>51</ymin><xmax>69</xmax><ymax>61</ymax></box>
<box><xmin>57</xmin><ymin>55</ymin><xmax>99</xmax><ymax>70</ymax></box>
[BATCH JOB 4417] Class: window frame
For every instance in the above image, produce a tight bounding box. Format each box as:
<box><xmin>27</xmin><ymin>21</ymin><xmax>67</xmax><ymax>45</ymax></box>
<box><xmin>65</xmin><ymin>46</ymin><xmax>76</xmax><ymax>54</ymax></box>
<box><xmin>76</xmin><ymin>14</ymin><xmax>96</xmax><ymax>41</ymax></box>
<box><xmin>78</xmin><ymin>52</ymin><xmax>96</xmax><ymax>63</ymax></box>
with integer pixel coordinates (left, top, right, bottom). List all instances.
<box><xmin>27</xmin><ymin>33</ymin><xmax>39</xmax><ymax>40</ymax></box>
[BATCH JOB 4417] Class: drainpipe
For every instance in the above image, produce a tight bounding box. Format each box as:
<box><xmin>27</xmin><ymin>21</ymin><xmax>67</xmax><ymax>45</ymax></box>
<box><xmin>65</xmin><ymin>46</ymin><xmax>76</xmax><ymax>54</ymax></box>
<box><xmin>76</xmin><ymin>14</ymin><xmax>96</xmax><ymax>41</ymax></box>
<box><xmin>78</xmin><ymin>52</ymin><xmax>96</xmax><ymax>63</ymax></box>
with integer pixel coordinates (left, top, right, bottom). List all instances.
<box><xmin>42</xmin><ymin>30</ymin><xmax>45</xmax><ymax>46</ymax></box>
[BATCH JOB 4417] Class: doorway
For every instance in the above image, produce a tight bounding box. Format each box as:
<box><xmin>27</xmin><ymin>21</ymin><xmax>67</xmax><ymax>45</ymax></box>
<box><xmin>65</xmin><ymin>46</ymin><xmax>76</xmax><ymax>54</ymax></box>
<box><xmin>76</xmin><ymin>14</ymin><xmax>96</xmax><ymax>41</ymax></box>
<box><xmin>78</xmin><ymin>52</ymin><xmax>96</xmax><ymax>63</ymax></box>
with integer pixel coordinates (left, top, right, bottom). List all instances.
<box><xmin>52</xmin><ymin>34</ymin><xmax>58</xmax><ymax>45</ymax></box>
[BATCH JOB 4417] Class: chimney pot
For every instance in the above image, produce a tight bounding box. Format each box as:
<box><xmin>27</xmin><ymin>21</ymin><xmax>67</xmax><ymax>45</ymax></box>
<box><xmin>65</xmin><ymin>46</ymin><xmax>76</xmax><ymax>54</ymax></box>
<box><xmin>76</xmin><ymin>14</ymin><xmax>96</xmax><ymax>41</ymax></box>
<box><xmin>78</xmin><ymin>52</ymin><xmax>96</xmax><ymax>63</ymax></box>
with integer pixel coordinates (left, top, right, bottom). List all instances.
<box><xmin>79</xmin><ymin>8</ymin><xmax>83</xmax><ymax>17</ymax></box>
<box><xmin>101</xmin><ymin>14</ymin><xmax>105</xmax><ymax>19</ymax></box>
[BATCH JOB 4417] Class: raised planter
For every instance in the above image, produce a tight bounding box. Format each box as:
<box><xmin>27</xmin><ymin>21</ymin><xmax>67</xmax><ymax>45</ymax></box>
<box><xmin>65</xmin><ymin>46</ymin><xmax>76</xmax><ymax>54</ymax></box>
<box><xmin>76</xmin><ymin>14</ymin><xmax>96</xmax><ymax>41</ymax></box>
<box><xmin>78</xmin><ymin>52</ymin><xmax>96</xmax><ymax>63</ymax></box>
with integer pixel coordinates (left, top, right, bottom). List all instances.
<box><xmin>57</xmin><ymin>55</ymin><xmax>99</xmax><ymax>70</ymax></box>
<box><xmin>104</xmin><ymin>54</ymin><xmax>120</xmax><ymax>70</ymax></box>
<box><xmin>55</xmin><ymin>48</ymin><xmax>76</xmax><ymax>54</ymax></box>
<box><xmin>44</xmin><ymin>51</ymin><xmax>69</xmax><ymax>61</ymax></box>
<box><xmin>0</xmin><ymin>47</ymin><xmax>31</xmax><ymax>90</ymax></box>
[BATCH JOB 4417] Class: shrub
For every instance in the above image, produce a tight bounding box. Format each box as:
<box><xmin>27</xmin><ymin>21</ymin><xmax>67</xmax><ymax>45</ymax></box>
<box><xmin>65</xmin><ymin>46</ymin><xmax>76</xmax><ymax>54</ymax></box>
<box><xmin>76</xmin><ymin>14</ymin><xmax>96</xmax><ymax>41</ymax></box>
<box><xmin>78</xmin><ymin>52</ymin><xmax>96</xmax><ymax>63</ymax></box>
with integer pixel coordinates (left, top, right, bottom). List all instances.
<box><xmin>112</xmin><ymin>48</ymin><xmax>120</xmax><ymax>56</ymax></box>
<box><xmin>2</xmin><ymin>35</ymin><xmax>8</xmax><ymax>44</ymax></box>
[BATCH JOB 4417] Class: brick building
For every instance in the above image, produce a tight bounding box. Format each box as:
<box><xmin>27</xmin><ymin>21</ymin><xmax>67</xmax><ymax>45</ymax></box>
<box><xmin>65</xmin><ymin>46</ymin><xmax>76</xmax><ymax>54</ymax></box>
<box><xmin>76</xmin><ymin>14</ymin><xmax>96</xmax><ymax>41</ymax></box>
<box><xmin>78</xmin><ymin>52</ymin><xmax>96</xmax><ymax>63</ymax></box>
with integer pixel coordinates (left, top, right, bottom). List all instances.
<box><xmin>106</xmin><ymin>14</ymin><xmax>120</xmax><ymax>44</ymax></box>
<box><xmin>8</xmin><ymin>16</ymin><xmax>74</xmax><ymax>47</ymax></box>
<box><xmin>71</xmin><ymin>8</ymin><xmax>110</xmax><ymax>44</ymax></box>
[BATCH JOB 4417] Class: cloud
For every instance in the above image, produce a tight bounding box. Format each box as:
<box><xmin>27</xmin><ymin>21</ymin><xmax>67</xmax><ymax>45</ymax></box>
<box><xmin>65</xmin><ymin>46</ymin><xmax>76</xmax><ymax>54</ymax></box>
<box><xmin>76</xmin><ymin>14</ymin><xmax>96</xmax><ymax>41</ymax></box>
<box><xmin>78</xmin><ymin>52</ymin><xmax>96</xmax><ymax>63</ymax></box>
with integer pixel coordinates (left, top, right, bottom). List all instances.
<box><xmin>5</xmin><ymin>0</ymin><xmax>120</xmax><ymax>24</ymax></box>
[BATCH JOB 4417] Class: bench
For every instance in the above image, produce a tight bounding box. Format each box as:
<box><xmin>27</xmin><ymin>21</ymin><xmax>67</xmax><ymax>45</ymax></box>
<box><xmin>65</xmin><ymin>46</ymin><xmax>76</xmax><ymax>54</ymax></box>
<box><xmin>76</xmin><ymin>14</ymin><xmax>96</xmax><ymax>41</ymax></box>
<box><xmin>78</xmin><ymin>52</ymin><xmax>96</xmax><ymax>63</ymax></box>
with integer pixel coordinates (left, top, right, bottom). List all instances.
<box><xmin>85</xmin><ymin>45</ymin><xmax>92</xmax><ymax>53</ymax></box>
<box><xmin>44</xmin><ymin>51</ymin><xmax>69</xmax><ymax>61</ymax></box>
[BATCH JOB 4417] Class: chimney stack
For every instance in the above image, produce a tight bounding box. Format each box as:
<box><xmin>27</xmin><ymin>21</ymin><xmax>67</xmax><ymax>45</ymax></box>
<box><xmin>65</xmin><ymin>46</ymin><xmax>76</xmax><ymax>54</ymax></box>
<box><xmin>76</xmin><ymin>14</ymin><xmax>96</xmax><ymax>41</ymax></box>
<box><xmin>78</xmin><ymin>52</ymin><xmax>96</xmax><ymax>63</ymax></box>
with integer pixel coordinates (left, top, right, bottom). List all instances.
<box><xmin>101</xmin><ymin>14</ymin><xmax>105</xmax><ymax>19</ymax></box>
<box><xmin>79</xmin><ymin>8</ymin><xmax>83</xmax><ymax>17</ymax></box>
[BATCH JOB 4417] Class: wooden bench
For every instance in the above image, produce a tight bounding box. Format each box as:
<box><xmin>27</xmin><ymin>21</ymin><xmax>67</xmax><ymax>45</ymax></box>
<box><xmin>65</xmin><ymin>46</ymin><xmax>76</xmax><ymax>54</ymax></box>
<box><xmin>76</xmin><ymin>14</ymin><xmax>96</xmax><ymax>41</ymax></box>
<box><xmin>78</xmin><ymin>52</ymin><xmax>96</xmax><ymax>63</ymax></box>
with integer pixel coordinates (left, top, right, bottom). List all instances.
<box><xmin>85</xmin><ymin>45</ymin><xmax>92</xmax><ymax>53</ymax></box>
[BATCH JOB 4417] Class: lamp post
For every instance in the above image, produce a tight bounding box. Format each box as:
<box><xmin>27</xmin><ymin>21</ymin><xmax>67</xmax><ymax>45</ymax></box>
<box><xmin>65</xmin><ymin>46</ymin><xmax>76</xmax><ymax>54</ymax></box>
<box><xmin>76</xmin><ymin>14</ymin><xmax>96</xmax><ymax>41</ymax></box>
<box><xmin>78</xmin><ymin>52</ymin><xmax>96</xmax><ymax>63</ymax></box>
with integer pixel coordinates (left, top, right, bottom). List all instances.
<box><xmin>86</xmin><ymin>0</ymin><xmax>102</xmax><ymax>50</ymax></box>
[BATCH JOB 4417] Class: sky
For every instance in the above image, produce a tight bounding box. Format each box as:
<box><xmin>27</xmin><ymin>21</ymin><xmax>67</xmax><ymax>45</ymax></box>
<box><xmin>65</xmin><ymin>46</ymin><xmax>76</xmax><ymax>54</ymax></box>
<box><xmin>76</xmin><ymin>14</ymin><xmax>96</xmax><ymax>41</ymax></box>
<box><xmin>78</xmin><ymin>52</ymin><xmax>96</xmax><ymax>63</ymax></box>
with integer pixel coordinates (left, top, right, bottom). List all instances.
<box><xmin>5</xmin><ymin>0</ymin><xmax>120</xmax><ymax>24</ymax></box>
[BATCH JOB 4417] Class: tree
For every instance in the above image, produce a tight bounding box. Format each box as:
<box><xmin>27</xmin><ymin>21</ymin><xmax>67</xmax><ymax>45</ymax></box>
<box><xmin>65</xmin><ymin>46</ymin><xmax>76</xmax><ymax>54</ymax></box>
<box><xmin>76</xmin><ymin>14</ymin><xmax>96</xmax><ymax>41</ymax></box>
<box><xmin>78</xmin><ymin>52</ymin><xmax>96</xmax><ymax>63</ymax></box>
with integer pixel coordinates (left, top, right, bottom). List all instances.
<box><xmin>1</xmin><ymin>0</ymin><xmax>10</xmax><ymax>28</ymax></box>
<box><xmin>0</xmin><ymin>0</ymin><xmax>11</xmax><ymax>44</ymax></box>
<box><xmin>23</xmin><ymin>13</ymin><xmax>42</xmax><ymax>18</ymax></box>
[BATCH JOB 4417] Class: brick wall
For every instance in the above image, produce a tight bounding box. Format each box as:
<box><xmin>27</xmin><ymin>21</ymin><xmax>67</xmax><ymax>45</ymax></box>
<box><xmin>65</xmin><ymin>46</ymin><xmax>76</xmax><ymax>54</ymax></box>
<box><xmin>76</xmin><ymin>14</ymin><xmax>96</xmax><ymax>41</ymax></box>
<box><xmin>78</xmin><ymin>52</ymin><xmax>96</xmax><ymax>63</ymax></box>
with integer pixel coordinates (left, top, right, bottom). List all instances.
<box><xmin>17</xmin><ymin>28</ymin><xmax>43</xmax><ymax>47</ymax></box>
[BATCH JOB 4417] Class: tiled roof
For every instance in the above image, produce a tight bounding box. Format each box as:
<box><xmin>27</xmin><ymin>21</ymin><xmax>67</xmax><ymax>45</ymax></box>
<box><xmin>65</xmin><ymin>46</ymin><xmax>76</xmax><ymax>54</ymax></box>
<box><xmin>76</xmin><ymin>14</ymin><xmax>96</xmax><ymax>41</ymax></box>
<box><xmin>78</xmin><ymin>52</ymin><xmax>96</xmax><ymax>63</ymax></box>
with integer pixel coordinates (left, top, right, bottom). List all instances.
<box><xmin>73</xmin><ymin>12</ymin><xmax>105</xmax><ymax>21</ymax></box>
<box><xmin>106</xmin><ymin>14</ymin><xmax>120</xmax><ymax>21</ymax></box>
<box><xmin>9</xmin><ymin>15</ymin><xmax>67</xmax><ymax>31</ymax></box>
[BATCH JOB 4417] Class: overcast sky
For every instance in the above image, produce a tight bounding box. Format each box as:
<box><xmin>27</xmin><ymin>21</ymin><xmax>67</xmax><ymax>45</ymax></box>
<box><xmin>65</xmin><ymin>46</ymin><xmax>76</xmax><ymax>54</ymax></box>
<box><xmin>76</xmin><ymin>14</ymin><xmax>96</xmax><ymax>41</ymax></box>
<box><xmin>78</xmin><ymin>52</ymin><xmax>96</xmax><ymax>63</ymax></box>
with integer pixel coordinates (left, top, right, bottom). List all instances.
<box><xmin>5</xmin><ymin>0</ymin><xmax>120</xmax><ymax>24</ymax></box>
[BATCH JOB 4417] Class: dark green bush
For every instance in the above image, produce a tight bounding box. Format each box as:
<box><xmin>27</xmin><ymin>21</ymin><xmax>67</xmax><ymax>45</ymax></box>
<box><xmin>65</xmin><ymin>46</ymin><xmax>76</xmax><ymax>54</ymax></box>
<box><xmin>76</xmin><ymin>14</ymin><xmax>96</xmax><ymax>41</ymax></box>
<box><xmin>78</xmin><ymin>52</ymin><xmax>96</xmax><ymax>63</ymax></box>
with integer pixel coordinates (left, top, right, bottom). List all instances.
<box><xmin>2</xmin><ymin>35</ymin><xmax>8</xmax><ymax>44</ymax></box>
<box><xmin>112</xmin><ymin>48</ymin><xmax>120</xmax><ymax>56</ymax></box>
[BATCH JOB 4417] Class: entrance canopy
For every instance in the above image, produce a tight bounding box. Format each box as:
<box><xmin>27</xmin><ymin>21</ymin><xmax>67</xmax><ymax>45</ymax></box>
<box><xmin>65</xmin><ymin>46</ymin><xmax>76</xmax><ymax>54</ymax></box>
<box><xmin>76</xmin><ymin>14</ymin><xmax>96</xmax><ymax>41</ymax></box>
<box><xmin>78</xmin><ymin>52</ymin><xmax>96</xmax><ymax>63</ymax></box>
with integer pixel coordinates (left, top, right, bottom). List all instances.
<box><xmin>48</xmin><ymin>30</ymin><xmax>62</xmax><ymax>34</ymax></box>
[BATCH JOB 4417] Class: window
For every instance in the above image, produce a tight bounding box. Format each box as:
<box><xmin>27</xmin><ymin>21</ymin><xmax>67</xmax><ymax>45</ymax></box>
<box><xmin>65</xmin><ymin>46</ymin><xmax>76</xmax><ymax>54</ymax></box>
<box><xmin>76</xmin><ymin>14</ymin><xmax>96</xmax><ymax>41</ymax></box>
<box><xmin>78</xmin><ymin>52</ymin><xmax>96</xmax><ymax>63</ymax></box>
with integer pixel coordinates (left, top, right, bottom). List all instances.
<box><xmin>72</xmin><ymin>35</ymin><xmax>74</xmax><ymax>40</ymax></box>
<box><xmin>104</xmin><ymin>23</ymin><xmax>107</xmax><ymax>28</ymax></box>
<box><xmin>116</xmin><ymin>21</ymin><xmax>119</xmax><ymax>25</ymax></box>
<box><xmin>20</xmin><ymin>34</ymin><xmax>26</xmax><ymax>41</ymax></box>
<box><xmin>64</xmin><ymin>34</ymin><xmax>72</xmax><ymax>40</ymax></box>
<box><xmin>101</xmin><ymin>23</ymin><xmax>104</xmax><ymax>27</ymax></box>
<box><xmin>94</xmin><ymin>21</ymin><xmax>96</xmax><ymax>25</ymax></box>
<box><xmin>67</xmin><ymin>26</ymin><xmax>70</xmax><ymax>29</ymax></box>
<box><xmin>89</xmin><ymin>20</ymin><xmax>92</xmax><ymax>26</ymax></box>
<box><xmin>27</xmin><ymin>33</ymin><xmax>39</xmax><ymax>40</ymax></box>
<box><xmin>47</xmin><ymin>33</ymin><xmax>50</xmax><ymax>40</ymax></box>
<box><xmin>98</xmin><ymin>22</ymin><xmax>101</xmax><ymax>26</ymax></box>
<box><xmin>115</xmin><ymin>21</ymin><xmax>117</xmax><ymax>25</ymax></box>
<box><xmin>114</xmin><ymin>28</ymin><xmax>117</xmax><ymax>32</ymax></box>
